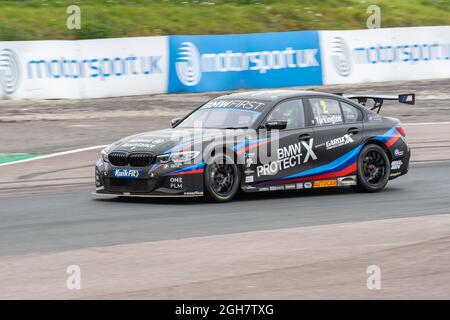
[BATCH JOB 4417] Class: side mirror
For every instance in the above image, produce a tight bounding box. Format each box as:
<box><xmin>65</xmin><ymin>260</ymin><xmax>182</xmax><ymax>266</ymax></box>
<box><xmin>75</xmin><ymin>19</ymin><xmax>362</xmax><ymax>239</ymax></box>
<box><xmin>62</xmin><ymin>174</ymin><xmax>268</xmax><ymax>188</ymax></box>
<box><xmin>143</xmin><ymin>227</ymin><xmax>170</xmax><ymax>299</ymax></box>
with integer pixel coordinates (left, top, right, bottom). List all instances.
<box><xmin>171</xmin><ymin>118</ymin><xmax>181</xmax><ymax>128</ymax></box>
<box><xmin>265</xmin><ymin>120</ymin><xmax>288</xmax><ymax>130</ymax></box>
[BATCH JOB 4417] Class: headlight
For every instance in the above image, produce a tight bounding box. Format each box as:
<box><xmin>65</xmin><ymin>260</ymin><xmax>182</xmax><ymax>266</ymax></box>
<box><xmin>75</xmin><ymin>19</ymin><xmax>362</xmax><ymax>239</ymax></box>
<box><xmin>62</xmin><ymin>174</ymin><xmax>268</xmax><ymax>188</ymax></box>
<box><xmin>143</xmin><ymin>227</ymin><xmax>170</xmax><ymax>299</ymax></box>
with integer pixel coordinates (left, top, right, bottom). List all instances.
<box><xmin>156</xmin><ymin>154</ymin><xmax>170</xmax><ymax>163</ymax></box>
<box><xmin>170</xmin><ymin>151</ymin><xmax>200</xmax><ymax>163</ymax></box>
<box><xmin>157</xmin><ymin>151</ymin><xmax>200</xmax><ymax>164</ymax></box>
<box><xmin>101</xmin><ymin>149</ymin><xmax>109</xmax><ymax>163</ymax></box>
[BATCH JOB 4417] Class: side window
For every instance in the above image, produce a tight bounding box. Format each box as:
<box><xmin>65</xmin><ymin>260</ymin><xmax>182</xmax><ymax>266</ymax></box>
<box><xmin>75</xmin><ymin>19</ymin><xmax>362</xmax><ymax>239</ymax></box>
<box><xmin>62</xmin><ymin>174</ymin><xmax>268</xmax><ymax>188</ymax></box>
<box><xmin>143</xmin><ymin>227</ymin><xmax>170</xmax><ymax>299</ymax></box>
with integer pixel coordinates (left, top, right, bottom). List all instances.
<box><xmin>266</xmin><ymin>99</ymin><xmax>305</xmax><ymax>130</ymax></box>
<box><xmin>309</xmin><ymin>98</ymin><xmax>343</xmax><ymax>126</ymax></box>
<box><xmin>340</xmin><ymin>102</ymin><xmax>362</xmax><ymax>123</ymax></box>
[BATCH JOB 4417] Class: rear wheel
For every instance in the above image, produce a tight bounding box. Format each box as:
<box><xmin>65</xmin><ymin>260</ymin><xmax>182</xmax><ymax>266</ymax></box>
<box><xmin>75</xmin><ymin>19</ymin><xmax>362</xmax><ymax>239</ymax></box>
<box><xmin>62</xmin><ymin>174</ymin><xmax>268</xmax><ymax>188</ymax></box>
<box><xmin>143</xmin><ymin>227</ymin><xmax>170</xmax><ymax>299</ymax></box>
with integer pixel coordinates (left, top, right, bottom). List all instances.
<box><xmin>204</xmin><ymin>153</ymin><xmax>241</xmax><ymax>202</ymax></box>
<box><xmin>353</xmin><ymin>144</ymin><xmax>390</xmax><ymax>193</ymax></box>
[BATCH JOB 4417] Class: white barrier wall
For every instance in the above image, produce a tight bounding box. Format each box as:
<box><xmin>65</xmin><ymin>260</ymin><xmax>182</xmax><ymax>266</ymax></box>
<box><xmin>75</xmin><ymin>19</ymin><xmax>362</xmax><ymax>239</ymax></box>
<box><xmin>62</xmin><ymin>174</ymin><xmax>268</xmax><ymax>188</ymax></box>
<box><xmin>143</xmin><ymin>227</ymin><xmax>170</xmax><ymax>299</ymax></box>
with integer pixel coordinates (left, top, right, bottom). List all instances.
<box><xmin>1</xmin><ymin>26</ymin><xmax>449</xmax><ymax>100</ymax></box>
<box><xmin>0</xmin><ymin>37</ymin><xmax>168</xmax><ymax>99</ymax></box>
<box><xmin>320</xmin><ymin>26</ymin><xmax>450</xmax><ymax>84</ymax></box>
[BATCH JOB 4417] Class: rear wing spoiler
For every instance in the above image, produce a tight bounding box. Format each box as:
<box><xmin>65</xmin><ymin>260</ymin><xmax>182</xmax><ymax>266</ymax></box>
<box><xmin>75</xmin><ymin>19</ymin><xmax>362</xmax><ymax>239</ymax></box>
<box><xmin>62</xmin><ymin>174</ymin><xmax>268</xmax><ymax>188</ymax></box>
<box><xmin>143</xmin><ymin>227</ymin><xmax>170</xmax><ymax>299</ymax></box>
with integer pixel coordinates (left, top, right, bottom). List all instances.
<box><xmin>334</xmin><ymin>93</ymin><xmax>415</xmax><ymax>114</ymax></box>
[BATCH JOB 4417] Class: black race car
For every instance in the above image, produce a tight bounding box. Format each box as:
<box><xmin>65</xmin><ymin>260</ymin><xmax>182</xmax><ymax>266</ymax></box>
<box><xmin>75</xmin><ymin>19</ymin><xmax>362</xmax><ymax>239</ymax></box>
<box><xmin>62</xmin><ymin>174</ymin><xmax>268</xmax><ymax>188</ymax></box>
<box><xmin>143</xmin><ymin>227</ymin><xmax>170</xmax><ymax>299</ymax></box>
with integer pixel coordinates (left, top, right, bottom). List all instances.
<box><xmin>94</xmin><ymin>90</ymin><xmax>413</xmax><ymax>202</ymax></box>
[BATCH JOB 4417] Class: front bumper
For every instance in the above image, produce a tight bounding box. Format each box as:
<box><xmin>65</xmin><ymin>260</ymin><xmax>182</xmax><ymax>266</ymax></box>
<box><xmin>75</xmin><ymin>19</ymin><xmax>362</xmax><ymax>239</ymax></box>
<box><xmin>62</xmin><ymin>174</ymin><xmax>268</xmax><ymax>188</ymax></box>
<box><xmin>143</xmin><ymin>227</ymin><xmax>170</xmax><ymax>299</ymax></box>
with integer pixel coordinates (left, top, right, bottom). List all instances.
<box><xmin>94</xmin><ymin>159</ymin><xmax>205</xmax><ymax>197</ymax></box>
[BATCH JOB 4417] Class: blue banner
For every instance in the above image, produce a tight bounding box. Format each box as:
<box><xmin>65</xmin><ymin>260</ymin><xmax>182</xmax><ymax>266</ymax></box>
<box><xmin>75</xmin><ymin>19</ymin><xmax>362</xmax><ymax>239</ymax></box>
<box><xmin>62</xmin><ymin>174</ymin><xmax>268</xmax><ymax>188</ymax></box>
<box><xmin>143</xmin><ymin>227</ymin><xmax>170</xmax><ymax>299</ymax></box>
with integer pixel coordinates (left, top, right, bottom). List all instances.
<box><xmin>169</xmin><ymin>31</ymin><xmax>323</xmax><ymax>93</ymax></box>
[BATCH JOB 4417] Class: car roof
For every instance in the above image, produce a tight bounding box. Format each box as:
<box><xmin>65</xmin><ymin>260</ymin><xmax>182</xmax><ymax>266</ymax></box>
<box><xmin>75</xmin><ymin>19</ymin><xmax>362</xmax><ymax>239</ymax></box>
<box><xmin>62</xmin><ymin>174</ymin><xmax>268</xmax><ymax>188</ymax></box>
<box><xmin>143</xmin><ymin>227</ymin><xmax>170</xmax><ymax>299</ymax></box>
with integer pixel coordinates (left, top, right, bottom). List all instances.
<box><xmin>219</xmin><ymin>89</ymin><xmax>340</xmax><ymax>102</ymax></box>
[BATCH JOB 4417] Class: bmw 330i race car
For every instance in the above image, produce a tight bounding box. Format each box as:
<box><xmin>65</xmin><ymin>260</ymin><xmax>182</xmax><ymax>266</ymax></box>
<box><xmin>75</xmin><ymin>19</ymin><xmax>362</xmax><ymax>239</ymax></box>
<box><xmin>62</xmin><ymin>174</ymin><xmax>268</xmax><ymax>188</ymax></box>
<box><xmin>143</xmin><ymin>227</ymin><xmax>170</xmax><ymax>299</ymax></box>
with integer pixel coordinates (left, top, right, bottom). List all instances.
<box><xmin>94</xmin><ymin>90</ymin><xmax>413</xmax><ymax>202</ymax></box>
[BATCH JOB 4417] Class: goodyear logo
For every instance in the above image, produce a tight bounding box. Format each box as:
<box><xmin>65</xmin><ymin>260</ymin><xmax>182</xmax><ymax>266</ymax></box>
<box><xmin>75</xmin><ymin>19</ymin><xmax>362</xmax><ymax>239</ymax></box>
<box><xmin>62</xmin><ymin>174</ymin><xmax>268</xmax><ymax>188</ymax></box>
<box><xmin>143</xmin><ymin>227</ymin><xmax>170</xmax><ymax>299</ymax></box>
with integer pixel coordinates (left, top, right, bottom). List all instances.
<box><xmin>113</xmin><ymin>169</ymin><xmax>142</xmax><ymax>179</ymax></box>
<box><xmin>313</xmin><ymin>179</ymin><xmax>337</xmax><ymax>188</ymax></box>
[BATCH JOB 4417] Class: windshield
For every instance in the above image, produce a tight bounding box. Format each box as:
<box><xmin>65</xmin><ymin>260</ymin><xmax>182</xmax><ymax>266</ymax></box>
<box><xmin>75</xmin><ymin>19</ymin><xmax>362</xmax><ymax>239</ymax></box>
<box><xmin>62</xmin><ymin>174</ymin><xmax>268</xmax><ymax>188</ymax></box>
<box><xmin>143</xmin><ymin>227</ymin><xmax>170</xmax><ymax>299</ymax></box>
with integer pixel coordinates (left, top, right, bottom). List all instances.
<box><xmin>177</xmin><ymin>99</ymin><xmax>268</xmax><ymax>129</ymax></box>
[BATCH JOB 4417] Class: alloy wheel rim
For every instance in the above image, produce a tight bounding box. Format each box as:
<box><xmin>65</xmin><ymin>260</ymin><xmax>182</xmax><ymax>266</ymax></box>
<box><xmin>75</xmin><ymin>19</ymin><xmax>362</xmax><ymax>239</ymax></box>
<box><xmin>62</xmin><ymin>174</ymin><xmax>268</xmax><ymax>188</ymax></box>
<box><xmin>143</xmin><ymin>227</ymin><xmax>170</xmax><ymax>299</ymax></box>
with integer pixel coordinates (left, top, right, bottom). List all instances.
<box><xmin>209</xmin><ymin>163</ymin><xmax>235</xmax><ymax>196</ymax></box>
<box><xmin>362</xmin><ymin>150</ymin><xmax>387</xmax><ymax>185</ymax></box>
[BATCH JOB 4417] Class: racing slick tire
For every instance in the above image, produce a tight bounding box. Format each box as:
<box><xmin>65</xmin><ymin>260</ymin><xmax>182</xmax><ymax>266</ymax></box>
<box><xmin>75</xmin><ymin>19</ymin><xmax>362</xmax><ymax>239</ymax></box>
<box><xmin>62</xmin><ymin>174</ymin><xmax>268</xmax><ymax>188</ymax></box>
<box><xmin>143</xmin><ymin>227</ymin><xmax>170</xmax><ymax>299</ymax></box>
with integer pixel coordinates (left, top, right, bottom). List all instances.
<box><xmin>204</xmin><ymin>153</ymin><xmax>241</xmax><ymax>202</ymax></box>
<box><xmin>352</xmin><ymin>144</ymin><xmax>390</xmax><ymax>193</ymax></box>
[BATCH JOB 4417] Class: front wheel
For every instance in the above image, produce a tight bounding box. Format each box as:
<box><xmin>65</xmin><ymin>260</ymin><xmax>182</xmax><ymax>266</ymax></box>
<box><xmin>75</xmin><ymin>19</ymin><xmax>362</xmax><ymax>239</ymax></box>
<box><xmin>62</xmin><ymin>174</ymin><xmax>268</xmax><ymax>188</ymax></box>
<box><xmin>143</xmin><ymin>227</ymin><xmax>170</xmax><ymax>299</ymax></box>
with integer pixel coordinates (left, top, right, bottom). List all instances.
<box><xmin>353</xmin><ymin>144</ymin><xmax>390</xmax><ymax>193</ymax></box>
<box><xmin>204</xmin><ymin>153</ymin><xmax>241</xmax><ymax>202</ymax></box>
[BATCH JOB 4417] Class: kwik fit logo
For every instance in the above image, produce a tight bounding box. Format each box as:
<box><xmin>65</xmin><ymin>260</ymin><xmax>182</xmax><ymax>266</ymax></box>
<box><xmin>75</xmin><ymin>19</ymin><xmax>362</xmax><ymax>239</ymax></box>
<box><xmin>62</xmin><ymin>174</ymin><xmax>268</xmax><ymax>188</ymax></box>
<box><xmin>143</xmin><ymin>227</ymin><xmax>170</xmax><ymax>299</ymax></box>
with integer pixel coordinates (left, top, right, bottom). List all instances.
<box><xmin>175</xmin><ymin>42</ymin><xmax>320</xmax><ymax>87</ymax></box>
<box><xmin>0</xmin><ymin>49</ymin><xmax>21</xmax><ymax>95</ymax></box>
<box><xmin>113</xmin><ymin>169</ymin><xmax>142</xmax><ymax>179</ymax></box>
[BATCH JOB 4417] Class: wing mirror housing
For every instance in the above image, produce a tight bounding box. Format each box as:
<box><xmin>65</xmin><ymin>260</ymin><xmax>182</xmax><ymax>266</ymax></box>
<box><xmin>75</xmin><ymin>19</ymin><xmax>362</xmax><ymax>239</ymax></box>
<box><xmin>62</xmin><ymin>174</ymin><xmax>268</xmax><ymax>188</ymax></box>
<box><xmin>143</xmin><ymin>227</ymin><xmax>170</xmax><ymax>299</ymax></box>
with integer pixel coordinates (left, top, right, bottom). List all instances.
<box><xmin>264</xmin><ymin>120</ymin><xmax>288</xmax><ymax>130</ymax></box>
<box><xmin>171</xmin><ymin>118</ymin><xmax>182</xmax><ymax>128</ymax></box>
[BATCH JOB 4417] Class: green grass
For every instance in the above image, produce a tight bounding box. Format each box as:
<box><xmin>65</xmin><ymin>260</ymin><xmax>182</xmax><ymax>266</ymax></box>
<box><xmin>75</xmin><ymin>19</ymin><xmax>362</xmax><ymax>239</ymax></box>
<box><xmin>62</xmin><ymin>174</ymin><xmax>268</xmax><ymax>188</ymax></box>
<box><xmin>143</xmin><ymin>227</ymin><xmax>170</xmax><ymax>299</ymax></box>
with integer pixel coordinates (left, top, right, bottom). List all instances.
<box><xmin>0</xmin><ymin>0</ymin><xmax>449</xmax><ymax>40</ymax></box>
<box><xmin>0</xmin><ymin>154</ymin><xmax>43</xmax><ymax>164</ymax></box>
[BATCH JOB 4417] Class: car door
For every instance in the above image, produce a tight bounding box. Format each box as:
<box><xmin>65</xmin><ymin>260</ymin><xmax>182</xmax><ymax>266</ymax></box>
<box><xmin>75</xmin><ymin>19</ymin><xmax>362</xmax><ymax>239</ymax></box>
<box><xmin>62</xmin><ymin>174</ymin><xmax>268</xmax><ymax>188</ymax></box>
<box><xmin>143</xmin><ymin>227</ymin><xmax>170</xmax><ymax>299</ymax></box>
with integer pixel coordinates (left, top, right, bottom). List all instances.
<box><xmin>250</xmin><ymin>98</ymin><xmax>317</xmax><ymax>185</ymax></box>
<box><xmin>307</xmin><ymin>97</ymin><xmax>363</xmax><ymax>177</ymax></box>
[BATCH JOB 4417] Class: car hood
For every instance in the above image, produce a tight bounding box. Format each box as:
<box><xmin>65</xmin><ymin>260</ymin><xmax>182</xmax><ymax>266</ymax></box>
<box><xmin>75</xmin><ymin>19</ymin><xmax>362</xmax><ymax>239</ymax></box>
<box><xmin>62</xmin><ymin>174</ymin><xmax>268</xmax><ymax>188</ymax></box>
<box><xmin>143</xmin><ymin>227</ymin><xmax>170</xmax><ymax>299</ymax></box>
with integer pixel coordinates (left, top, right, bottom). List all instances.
<box><xmin>106</xmin><ymin>128</ymin><xmax>249</xmax><ymax>155</ymax></box>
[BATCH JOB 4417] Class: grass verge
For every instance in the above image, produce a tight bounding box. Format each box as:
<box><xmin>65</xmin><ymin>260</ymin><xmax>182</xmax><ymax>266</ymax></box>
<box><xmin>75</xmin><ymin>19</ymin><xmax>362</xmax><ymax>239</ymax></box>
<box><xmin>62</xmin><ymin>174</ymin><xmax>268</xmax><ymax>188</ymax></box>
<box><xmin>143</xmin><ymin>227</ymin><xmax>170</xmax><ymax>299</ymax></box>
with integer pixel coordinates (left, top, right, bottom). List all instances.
<box><xmin>0</xmin><ymin>0</ymin><xmax>449</xmax><ymax>40</ymax></box>
<box><xmin>0</xmin><ymin>154</ymin><xmax>43</xmax><ymax>165</ymax></box>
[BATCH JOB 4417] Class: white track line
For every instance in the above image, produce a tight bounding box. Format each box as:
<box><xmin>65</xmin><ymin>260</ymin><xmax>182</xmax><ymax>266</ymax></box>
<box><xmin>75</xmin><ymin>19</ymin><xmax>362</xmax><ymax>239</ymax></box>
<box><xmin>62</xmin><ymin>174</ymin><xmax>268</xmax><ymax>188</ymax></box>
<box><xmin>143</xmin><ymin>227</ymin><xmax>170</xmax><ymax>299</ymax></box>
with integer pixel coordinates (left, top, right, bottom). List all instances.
<box><xmin>1</xmin><ymin>122</ymin><xmax>449</xmax><ymax>167</ymax></box>
<box><xmin>403</xmin><ymin>121</ymin><xmax>450</xmax><ymax>126</ymax></box>
<box><xmin>0</xmin><ymin>145</ymin><xmax>107</xmax><ymax>167</ymax></box>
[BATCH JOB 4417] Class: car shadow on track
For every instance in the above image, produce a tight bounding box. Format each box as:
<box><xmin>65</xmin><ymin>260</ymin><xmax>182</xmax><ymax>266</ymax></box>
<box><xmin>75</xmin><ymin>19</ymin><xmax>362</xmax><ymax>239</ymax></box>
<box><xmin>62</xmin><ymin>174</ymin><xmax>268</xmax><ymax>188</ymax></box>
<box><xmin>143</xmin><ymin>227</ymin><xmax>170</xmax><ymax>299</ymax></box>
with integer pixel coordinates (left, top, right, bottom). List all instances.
<box><xmin>93</xmin><ymin>187</ymin><xmax>357</xmax><ymax>205</ymax></box>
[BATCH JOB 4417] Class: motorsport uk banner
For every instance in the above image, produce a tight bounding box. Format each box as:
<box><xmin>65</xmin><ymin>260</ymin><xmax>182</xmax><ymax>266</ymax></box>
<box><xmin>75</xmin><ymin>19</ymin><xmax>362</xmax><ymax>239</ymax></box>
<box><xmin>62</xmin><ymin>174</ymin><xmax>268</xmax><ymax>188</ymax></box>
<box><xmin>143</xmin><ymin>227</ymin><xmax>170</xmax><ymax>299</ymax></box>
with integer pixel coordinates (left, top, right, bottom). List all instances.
<box><xmin>0</xmin><ymin>36</ymin><xmax>168</xmax><ymax>99</ymax></box>
<box><xmin>0</xmin><ymin>26</ymin><xmax>449</xmax><ymax>99</ymax></box>
<box><xmin>168</xmin><ymin>31</ymin><xmax>323</xmax><ymax>92</ymax></box>
<box><xmin>320</xmin><ymin>26</ymin><xmax>450</xmax><ymax>84</ymax></box>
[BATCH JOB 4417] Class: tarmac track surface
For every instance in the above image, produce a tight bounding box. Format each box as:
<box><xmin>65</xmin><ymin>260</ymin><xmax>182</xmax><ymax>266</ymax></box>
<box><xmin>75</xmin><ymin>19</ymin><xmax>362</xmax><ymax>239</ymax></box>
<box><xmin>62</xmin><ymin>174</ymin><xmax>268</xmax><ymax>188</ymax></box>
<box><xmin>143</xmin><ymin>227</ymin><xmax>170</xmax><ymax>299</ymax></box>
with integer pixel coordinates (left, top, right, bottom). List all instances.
<box><xmin>0</xmin><ymin>161</ymin><xmax>449</xmax><ymax>256</ymax></box>
<box><xmin>0</xmin><ymin>79</ymin><xmax>449</xmax><ymax>298</ymax></box>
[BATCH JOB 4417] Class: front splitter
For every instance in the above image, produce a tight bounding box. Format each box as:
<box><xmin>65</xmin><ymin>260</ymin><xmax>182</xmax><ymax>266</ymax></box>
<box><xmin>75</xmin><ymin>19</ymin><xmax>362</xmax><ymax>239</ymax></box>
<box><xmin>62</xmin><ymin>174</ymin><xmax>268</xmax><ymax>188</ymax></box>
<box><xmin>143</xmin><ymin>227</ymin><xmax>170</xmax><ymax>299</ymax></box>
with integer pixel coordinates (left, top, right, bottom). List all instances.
<box><xmin>92</xmin><ymin>191</ymin><xmax>204</xmax><ymax>198</ymax></box>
